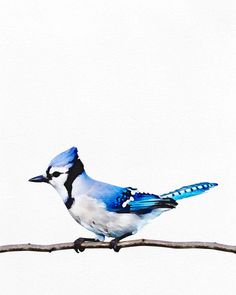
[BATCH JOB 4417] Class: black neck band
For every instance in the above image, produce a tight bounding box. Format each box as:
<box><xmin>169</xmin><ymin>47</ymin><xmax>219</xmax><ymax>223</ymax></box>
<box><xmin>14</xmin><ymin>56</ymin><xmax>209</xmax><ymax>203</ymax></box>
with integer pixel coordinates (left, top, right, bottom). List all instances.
<box><xmin>64</xmin><ymin>159</ymin><xmax>84</xmax><ymax>209</ymax></box>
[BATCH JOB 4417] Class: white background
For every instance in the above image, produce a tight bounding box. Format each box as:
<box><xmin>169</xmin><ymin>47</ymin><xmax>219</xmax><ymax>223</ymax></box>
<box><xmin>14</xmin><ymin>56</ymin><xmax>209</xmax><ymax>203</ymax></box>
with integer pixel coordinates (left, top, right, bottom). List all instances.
<box><xmin>0</xmin><ymin>1</ymin><xmax>235</xmax><ymax>294</ymax></box>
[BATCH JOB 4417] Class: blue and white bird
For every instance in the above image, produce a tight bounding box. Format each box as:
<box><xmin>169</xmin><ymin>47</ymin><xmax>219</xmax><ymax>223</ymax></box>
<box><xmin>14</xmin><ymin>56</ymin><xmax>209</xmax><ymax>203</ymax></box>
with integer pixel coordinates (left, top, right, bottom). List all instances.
<box><xmin>29</xmin><ymin>147</ymin><xmax>218</xmax><ymax>252</ymax></box>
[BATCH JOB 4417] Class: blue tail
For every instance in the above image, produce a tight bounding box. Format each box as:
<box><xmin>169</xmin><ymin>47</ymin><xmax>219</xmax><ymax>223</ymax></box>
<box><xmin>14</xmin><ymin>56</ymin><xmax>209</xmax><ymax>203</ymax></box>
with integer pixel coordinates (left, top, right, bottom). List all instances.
<box><xmin>160</xmin><ymin>182</ymin><xmax>218</xmax><ymax>201</ymax></box>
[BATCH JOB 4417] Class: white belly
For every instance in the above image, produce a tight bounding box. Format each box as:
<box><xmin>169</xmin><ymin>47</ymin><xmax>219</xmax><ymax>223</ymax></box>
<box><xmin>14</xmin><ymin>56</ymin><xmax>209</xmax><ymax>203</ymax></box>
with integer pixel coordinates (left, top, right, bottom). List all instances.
<box><xmin>69</xmin><ymin>194</ymin><xmax>144</xmax><ymax>239</ymax></box>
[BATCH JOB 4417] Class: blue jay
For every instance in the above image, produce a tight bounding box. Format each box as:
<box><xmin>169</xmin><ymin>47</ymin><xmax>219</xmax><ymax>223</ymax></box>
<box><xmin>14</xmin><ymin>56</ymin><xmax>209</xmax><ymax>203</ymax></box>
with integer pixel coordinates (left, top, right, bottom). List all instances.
<box><xmin>29</xmin><ymin>147</ymin><xmax>218</xmax><ymax>252</ymax></box>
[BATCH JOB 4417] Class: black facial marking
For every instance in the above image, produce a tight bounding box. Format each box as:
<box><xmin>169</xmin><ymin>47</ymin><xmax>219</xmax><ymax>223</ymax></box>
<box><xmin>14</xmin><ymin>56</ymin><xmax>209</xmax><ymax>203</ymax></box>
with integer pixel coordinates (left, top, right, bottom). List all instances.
<box><xmin>64</xmin><ymin>159</ymin><xmax>84</xmax><ymax>209</ymax></box>
<box><xmin>46</xmin><ymin>166</ymin><xmax>52</xmax><ymax>180</ymax></box>
<box><xmin>52</xmin><ymin>171</ymin><xmax>61</xmax><ymax>178</ymax></box>
<box><xmin>46</xmin><ymin>167</ymin><xmax>62</xmax><ymax>179</ymax></box>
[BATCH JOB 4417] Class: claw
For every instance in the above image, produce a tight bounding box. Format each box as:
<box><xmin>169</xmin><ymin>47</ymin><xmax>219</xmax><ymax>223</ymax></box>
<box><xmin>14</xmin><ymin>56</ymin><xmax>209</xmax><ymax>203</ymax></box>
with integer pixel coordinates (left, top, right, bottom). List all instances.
<box><xmin>74</xmin><ymin>238</ymin><xmax>86</xmax><ymax>253</ymax></box>
<box><xmin>110</xmin><ymin>238</ymin><xmax>121</xmax><ymax>252</ymax></box>
<box><xmin>73</xmin><ymin>237</ymin><xmax>98</xmax><ymax>253</ymax></box>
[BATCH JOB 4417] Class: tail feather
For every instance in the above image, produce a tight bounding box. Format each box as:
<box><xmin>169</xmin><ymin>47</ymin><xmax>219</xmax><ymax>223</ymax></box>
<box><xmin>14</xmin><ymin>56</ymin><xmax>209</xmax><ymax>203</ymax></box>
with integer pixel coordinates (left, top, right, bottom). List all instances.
<box><xmin>160</xmin><ymin>182</ymin><xmax>218</xmax><ymax>201</ymax></box>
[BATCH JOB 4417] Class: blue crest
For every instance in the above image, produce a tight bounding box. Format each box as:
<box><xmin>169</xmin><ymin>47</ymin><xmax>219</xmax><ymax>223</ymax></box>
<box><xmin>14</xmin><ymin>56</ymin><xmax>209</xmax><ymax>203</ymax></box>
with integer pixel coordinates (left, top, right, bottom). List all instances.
<box><xmin>49</xmin><ymin>147</ymin><xmax>78</xmax><ymax>167</ymax></box>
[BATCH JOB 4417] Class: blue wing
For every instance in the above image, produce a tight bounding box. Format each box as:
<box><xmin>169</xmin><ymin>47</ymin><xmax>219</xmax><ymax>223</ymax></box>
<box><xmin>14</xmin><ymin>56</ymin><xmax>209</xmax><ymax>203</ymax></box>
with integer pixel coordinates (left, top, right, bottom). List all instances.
<box><xmin>98</xmin><ymin>186</ymin><xmax>177</xmax><ymax>215</ymax></box>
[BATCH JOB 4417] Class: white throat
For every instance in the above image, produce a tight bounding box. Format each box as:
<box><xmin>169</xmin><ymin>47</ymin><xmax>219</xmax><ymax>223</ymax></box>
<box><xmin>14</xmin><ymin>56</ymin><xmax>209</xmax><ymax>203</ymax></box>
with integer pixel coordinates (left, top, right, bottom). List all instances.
<box><xmin>50</xmin><ymin>173</ymin><xmax>69</xmax><ymax>203</ymax></box>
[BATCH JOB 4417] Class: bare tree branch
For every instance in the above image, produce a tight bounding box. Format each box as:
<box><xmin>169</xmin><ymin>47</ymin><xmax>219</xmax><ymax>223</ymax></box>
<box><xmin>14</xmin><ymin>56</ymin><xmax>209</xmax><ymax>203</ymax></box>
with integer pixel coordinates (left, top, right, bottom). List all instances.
<box><xmin>0</xmin><ymin>239</ymin><xmax>235</xmax><ymax>254</ymax></box>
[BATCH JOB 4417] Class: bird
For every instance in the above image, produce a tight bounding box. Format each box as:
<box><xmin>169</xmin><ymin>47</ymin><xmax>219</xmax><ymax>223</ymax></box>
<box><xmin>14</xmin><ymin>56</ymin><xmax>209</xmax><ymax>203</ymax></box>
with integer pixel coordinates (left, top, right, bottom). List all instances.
<box><xmin>29</xmin><ymin>147</ymin><xmax>218</xmax><ymax>252</ymax></box>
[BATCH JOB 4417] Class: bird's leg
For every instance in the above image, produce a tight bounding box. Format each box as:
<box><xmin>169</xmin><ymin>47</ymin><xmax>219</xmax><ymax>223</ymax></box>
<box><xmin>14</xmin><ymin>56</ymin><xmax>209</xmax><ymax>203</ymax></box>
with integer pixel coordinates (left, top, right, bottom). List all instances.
<box><xmin>73</xmin><ymin>237</ymin><xmax>98</xmax><ymax>253</ymax></box>
<box><xmin>110</xmin><ymin>233</ymin><xmax>132</xmax><ymax>252</ymax></box>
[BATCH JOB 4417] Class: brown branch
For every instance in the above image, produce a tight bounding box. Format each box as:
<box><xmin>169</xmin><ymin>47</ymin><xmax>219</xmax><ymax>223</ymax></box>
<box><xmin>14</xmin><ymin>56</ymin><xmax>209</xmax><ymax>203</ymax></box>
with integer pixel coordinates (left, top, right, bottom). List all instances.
<box><xmin>0</xmin><ymin>239</ymin><xmax>235</xmax><ymax>254</ymax></box>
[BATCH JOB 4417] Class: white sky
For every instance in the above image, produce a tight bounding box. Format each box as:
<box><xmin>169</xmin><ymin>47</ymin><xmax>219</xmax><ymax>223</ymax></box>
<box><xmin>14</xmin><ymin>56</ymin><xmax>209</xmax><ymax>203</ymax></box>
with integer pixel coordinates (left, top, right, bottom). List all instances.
<box><xmin>0</xmin><ymin>1</ymin><xmax>236</xmax><ymax>294</ymax></box>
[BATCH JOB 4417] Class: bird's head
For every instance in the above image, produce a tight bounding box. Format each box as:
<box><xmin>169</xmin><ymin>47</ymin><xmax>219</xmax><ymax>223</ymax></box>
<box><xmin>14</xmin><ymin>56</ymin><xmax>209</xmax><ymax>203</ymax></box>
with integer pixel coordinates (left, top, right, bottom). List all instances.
<box><xmin>29</xmin><ymin>147</ymin><xmax>84</xmax><ymax>194</ymax></box>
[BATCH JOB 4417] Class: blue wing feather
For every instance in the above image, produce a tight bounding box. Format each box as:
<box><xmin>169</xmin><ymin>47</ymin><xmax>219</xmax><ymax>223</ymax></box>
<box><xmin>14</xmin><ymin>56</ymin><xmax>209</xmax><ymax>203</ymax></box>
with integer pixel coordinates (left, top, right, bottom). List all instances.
<box><xmin>101</xmin><ymin>187</ymin><xmax>177</xmax><ymax>214</ymax></box>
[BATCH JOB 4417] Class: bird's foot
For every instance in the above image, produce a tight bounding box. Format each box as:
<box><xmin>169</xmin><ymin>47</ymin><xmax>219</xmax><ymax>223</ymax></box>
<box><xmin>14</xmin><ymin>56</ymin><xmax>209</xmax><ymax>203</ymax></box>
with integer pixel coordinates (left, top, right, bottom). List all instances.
<box><xmin>73</xmin><ymin>237</ymin><xmax>97</xmax><ymax>253</ymax></box>
<box><xmin>109</xmin><ymin>233</ymin><xmax>132</xmax><ymax>252</ymax></box>
<box><xmin>109</xmin><ymin>238</ymin><xmax>121</xmax><ymax>252</ymax></box>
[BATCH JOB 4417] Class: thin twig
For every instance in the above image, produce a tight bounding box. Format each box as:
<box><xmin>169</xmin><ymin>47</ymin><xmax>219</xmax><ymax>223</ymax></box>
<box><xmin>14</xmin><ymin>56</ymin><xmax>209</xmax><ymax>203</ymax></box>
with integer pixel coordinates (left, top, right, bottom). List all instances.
<box><xmin>0</xmin><ymin>239</ymin><xmax>235</xmax><ymax>254</ymax></box>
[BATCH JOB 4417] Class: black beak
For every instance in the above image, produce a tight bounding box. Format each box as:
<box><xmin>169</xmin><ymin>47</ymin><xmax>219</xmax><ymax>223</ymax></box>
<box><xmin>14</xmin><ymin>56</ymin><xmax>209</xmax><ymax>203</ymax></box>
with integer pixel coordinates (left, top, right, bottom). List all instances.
<box><xmin>28</xmin><ymin>175</ymin><xmax>49</xmax><ymax>183</ymax></box>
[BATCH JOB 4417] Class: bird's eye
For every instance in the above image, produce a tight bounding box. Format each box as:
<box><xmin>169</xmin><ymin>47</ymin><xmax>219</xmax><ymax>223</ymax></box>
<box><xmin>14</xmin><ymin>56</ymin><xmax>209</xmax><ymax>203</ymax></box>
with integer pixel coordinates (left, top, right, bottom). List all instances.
<box><xmin>52</xmin><ymin>171</ymin><xmax>61</xmax><ymax>178</ymax></box>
